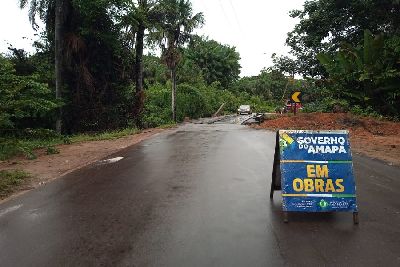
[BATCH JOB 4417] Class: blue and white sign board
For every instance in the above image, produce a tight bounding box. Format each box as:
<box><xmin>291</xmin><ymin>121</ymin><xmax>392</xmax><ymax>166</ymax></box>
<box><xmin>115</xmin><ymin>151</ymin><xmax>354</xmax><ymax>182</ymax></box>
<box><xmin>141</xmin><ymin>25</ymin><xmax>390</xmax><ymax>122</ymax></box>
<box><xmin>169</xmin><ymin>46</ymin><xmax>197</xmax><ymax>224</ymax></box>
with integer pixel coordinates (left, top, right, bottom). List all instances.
<box><xmin>278</xmin><ymin>130</ymin><xmax>358</xmax><ymax>212</ymax></box>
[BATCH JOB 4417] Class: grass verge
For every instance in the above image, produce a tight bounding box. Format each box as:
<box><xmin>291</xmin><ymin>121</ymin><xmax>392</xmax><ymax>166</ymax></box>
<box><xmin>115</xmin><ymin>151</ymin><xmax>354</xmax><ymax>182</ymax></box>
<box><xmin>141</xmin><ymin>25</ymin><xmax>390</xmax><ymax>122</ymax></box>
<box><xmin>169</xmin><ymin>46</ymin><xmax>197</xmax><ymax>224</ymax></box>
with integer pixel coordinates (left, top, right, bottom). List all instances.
<box><xmin>0</xmin><ymin>127</ymin><xmax>140</xmax><ymax>161</ymax></box>
<box><xmin>0</xmin><ymin>170</ymin><xmax>30</xmax><ymax>198</ymax></box>
<box><xmin>157</xmin><ymin>123</ymin><xmax>177</xmax><ymax>129</ymax></box>
<box><xmin>68</xmin><ymin>128</ymin><xmax>141</xmax><ymax>143</ymax></box>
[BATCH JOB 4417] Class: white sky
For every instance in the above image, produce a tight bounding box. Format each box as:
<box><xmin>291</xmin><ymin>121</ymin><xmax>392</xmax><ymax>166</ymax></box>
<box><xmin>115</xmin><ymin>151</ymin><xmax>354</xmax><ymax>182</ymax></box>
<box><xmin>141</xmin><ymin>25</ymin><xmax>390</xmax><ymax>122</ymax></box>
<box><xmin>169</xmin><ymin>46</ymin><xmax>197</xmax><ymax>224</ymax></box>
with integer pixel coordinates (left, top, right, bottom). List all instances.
<box><xmin>0</xmin><ymin>0</ymin><xmax>305</xmax><ymax>77</ymax></box>
<box><xmin>0</xmin><ymin>1</ymin><xmax>39</xmax><ymax>54</ymax></box>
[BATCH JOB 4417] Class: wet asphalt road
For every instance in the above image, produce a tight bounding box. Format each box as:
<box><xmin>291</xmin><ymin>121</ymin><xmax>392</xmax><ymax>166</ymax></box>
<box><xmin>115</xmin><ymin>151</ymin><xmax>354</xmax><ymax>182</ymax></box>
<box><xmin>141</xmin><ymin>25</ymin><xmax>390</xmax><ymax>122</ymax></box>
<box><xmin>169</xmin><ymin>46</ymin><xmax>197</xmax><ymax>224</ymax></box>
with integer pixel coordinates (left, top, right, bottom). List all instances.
<box><xmin>0</xmin><ymin>122</ymin><xmax>400</xmax><ymax>266</ymax></box>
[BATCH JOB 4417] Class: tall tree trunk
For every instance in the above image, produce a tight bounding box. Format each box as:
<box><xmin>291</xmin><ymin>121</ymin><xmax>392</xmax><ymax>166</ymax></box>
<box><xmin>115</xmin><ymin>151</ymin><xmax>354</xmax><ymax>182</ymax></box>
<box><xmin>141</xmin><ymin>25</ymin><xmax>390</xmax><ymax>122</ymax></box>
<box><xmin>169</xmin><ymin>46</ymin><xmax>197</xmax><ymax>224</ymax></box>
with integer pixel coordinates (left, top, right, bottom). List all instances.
<box><xmin>133</xmin><ymin>21</ymin><xmax>145</xmax><ymax>127</ymax></box>
<box><xmin>171</xmin><ymin>68</ymin><xmax>177</xmax><ymax>122</ymax></box>
<box><xmin>55</xmin><ymin>0</ymin><xmax>63</xmax><ymax>133</ymax></box>
<box><xmin>135</xmin><ymin>24</ymin><xmax>144</xmax><ymax>94</ymax></box>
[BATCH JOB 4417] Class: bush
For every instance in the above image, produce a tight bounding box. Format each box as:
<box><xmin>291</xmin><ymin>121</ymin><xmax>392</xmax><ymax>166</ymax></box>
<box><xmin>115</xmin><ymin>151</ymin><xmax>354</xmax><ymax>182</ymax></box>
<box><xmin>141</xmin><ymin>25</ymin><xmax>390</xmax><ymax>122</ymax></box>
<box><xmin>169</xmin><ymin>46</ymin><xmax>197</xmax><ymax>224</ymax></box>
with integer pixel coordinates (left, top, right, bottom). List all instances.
<box><xmin>142</xmin><ymin>82</ymin><xmax>276</xmax><ymax>127</ymax></box>
<box><xmin>46</xmin><ymin>146</ymin><xmax>60</xmax><ymax>155</ymax></box>
<box><xmin>0</xmin><ymin>55</ymin><xmax>59</xmax><ymax>129</ymax></box>
<box><xmin>142</xmin><ymin>84</ymin><xmax>173</xmax><ymax>128</ymax></box>
<box><xmin>176</xmin><ymin>84</ymin><xmax>209</xmax><ymax>121</ymax></box>
<box><xmin>303</xmin><ymin>98</ymin><xmax>349</xmax><ymax>113</ymax></box>
<box><xmin>350</xmin><ymin>105</ymin><xmax>383</xmax><ymax>118</ymax></box>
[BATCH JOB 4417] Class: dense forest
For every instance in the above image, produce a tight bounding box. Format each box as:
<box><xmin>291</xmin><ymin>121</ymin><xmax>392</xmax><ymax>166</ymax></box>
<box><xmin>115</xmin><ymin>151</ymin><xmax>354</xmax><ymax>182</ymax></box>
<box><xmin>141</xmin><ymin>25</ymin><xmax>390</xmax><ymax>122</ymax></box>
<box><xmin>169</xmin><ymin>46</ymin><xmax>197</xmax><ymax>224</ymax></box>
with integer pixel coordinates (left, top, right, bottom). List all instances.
<box><xmin>1</xmin><ymin>0</ymin><xmax>399</xmax><ymax>159</ymax></box>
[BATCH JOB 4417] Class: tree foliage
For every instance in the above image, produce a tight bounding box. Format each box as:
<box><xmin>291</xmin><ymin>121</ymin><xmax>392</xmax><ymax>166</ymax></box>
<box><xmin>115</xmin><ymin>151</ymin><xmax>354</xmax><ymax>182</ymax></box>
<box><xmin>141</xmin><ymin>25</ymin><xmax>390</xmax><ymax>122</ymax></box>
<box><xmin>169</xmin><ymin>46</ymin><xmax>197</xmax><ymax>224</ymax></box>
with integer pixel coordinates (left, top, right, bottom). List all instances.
<box><xmin>233</xmin><ymin>70</ymin><xmax>288</xmax><ymax>101</ymax></box>
<box><xmin>184</xmin><ymin>36</ymin><xmax>241</xmax><ymax>88</ymax></box>
<box><xmin>0</xmin><ymin>55</ymin><xmax>58</xmax><ymax>129</ymax></box>
<box><xmin>287</xmin><ymin>0</ymin><xmax>400</xmax><ymax>77</ymax></box>
<box><xmin>317</xmin><ymin>30</ymin><xmax>400</xmax><ymax>116</ymax></box>
<box><xmin>270</xmin><ymin>53</ymin><xmax>297</xmax><ymax>78</ymax></box>
<box><xmin>277</xmin><ymin>0</ymin><xmax>400</xmax><ymax>118</ymax></box>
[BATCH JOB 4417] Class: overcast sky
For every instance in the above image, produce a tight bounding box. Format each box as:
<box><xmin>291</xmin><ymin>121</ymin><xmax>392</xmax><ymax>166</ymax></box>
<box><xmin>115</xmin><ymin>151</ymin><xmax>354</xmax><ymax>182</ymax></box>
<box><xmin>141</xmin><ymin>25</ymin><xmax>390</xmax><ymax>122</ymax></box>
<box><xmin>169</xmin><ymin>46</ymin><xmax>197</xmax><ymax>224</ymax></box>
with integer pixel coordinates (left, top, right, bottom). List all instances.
<box><xmin>0</xmin><ymin>1</ymin><xmax>38</xmax><ymax>54</ymax></box>
<box><xmin>0</xmin><ymin>0</ymin><xmax>305</xmax><ymax>77</ymax></box>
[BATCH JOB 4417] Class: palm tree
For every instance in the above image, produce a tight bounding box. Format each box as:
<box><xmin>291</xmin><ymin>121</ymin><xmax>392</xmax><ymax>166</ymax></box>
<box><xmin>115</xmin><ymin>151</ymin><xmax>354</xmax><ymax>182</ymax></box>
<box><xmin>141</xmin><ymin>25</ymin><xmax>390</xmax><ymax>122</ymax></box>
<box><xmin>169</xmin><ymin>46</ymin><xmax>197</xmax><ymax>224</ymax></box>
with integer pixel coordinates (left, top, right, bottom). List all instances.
<box><xmin>128</xmin><ymin>0</ymin><xmax>159</xmax><ymax>127</ymax></box>
<box><xmin>120</xmin><ymin>0</ymin><xmax>159</xmax><ymax>127</ymax></box>
<box><xmin>19</xmin><ymin>0</ymin><xmax>67</xmax><ymax>133</ymax></box>
<box><xmin>154</xmin><ymin>0</ymin><xmax>204</xmax><ymax>121</ymax></box>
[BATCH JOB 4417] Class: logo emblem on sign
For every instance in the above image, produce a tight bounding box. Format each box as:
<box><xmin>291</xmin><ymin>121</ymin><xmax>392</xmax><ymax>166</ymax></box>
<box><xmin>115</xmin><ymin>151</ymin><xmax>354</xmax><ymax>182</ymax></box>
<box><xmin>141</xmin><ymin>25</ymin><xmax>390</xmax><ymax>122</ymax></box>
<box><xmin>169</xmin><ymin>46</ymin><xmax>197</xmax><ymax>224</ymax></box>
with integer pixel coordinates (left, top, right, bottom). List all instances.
<box><xmin>319</xmin><ymin>199</ymin><xmax>329</xmax><ymax>209</ymax></box>
<box><xmin>279</xmin><ymin>133</ymin><xmax>295</xmax><ymax>151</ymax></box>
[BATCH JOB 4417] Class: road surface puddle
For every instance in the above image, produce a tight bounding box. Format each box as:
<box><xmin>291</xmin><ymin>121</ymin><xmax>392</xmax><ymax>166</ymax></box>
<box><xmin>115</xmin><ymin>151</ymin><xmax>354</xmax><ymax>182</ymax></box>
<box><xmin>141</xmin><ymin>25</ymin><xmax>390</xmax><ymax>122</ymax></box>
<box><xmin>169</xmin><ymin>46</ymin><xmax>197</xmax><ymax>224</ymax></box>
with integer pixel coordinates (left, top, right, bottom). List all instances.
<box><xmin>98</xmin><ymin>157</ymin><xmax>124</xmax><ymax>165</ymax></box>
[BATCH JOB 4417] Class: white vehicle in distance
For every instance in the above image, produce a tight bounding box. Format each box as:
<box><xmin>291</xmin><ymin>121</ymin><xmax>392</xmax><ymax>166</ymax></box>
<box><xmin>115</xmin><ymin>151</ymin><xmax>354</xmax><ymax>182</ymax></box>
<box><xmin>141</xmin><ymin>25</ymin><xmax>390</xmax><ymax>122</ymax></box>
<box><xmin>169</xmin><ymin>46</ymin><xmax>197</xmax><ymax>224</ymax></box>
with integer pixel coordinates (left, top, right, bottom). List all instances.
<box><xmin>237</xmin><ymin>105</ymin><xmax>252</xmax><ymax>115</ymax></box>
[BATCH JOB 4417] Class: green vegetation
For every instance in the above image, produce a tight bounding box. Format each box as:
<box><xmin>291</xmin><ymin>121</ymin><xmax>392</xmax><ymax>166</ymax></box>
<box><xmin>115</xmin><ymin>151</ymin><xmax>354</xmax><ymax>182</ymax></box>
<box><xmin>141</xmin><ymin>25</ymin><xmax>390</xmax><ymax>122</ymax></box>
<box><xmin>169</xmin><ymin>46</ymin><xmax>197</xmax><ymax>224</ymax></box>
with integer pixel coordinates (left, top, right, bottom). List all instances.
<box><xmin>142</xmin><ymin>82</ymin><xmax>275</xmax><ymax>127</ymax></box>
<box><xmin>316</xmin><ymin>30</ymin><xmax>400</xmax><ymax>117</ymax></box>
<box><xmin>157</xmin><ymin>123</ymin><xmax>177</xmax><ymax>129</ymax></box>
<box><xmin>185</xmin><ymin>36</ymin><xmax>241</xmax><ymax>88</ymax></box>
<box><xmin>69</xmin><ymin>128</ymin><xmax>141</xmax><ymax>143</ymax></box>
<box><xmin>278</xmin><ymin>0</ymin><xmax>400</xmax><ymax>118</ymax></box>
<box><xmin>0</xmin><ymin>128</ymin><xmax>140</xmax><ymax>160</ymax></box>
<box><xmin>0</xmin><ymin>170</ymin><xmax>30</xmax><ymax>198</ymax></box>
<box><xmin>0</xmin><ymin>55</ymin><xmax>58</xmax><ymax>129</ymax></box>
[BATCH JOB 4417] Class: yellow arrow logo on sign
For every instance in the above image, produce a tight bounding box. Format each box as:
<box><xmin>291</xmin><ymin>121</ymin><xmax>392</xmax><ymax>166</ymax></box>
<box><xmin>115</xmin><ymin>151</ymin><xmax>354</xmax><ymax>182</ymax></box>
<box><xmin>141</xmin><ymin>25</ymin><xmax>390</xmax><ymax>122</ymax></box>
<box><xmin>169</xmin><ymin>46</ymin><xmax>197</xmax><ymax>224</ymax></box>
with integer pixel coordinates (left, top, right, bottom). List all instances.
<box><xmin>281</xmin><ymin>133</ymin><xmax>294</xmax><ymax>145</ymax></box>
<box><xmin>291</xmin><ymin>91</ymin><xmax>301</xmax><ymax>103</ymax></box>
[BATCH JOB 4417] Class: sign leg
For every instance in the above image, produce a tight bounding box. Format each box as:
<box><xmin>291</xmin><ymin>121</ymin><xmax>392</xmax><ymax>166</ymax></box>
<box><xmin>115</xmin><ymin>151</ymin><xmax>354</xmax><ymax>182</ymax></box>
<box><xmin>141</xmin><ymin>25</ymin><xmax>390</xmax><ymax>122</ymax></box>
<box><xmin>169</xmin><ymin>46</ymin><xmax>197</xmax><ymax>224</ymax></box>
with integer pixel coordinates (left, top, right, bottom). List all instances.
<box><xmin>270</xmin><ymin>131</ymin><xmax>280</xmax><ymax>200</ymax></box>
<box><xmin>270</xmin><ymin>181</ymin><xmax>274</xmax><ymax>199</ymax></box>
<box><xmin>353</xmin><ymin>212</ymin><xmax>359</xmax><ymax>225</ymax></box>
<box><xmin>283</xmin><ymin>212</ymin><xmax>289</xmax><ymax>223</ymax></box>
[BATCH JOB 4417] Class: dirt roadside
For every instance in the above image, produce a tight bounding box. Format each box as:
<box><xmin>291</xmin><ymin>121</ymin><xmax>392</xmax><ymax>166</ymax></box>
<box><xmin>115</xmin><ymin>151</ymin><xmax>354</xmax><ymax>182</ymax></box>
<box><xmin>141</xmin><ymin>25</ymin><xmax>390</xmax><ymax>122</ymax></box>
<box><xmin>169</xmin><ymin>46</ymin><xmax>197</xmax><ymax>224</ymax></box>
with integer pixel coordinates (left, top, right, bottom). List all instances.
<box><xmin>0</xmin><ymin>128</ymin><xmax>168</xmax><ymax>201</ymax></box>
<box><xmin>255</xmin><ymin>112</ymin><xmax>400</xmax><ymax>166</ymax></box>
